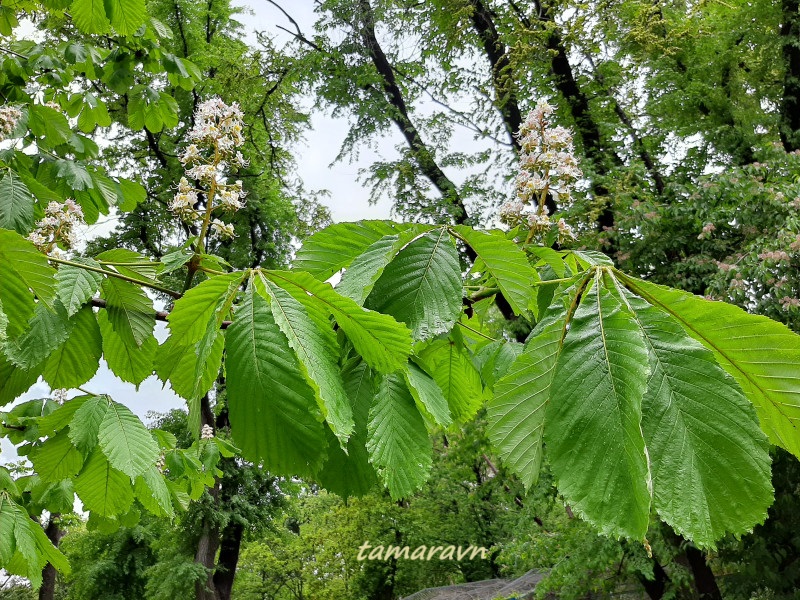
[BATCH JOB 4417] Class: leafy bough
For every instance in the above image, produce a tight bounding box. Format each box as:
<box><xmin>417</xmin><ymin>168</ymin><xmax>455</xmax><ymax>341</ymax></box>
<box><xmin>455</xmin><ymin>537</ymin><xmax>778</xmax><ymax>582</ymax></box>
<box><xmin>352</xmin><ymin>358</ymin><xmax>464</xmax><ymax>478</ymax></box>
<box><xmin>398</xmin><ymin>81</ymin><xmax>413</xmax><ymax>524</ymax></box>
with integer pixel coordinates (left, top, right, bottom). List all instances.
<box><xmin>0</xmin><ymin>217</ymin><xmax>799</xmax><ymax>579</ymax></box>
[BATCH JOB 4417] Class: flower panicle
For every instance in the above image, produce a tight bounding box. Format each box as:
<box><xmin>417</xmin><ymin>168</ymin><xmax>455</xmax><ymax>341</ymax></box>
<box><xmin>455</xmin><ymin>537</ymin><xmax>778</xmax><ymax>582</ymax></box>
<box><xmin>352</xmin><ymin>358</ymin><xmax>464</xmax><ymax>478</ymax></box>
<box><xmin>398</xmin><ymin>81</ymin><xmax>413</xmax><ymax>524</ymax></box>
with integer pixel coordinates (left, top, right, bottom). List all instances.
<box><xmin>27</xmin><ymin>198</ymin><xmax>85</xmax><ymax>253</ymax></box>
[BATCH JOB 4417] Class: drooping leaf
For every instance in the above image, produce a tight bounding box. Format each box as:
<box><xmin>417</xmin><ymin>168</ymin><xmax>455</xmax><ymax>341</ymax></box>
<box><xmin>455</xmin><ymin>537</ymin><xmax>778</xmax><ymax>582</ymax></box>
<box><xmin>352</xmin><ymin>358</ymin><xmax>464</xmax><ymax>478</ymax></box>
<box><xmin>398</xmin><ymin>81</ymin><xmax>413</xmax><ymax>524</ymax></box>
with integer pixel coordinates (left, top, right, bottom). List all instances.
<box><xmin>366</xmin><ymin>373</ymin><xmax>432</xmax><ymax>499</ymax></box>
<box><xmin>103</xmin><ymin>0</ymin><xmax>147</xmax><ymax>36</ymax></box>
<box><xmin>74</xmin><ymin>448</ymin><xmax>134</xmax><ymax>517</ymax></box>
<box><xmin>0</xmin><ymin>354</ymin><xmax>42</xmax><ymax>407</ymax></box>
<box><xmin>403</xmin><ymin>362</ymin><xmax>451</xmax><ymax>428</ymax></box>
<box><xmin>315</xmin><ymin>358</ymin><xmax>380</xmax><ymax>497</ymax></box>
<box><xmin>98</xmin><ymin>310</ymin><xmax>156</xmax><ymax>386</ymax></box>
<box><xmin>55</xmin><ymin>257</ymin><xmax>104</xmax><ymax>317</ymax></box>
<box><xmin>293</xmin><ymin>220</ymin><xmax>415</xmax><ymax>280</ymax></box>
<box><xmin>614</xmin><ymin>285</ymin><xmax>772</xmax><ymax>547</ymax></box>
<box><xmin>487</xmin><ymin>312</ymin><xmax>565</xmax><ymax>488</ymax></box>
<box><xmin>0</xmin><ymin>230</ymin><xmax>57</xmax><ymax>338</ymax></box>
<box><xmin>29</xmin><ymin>430</ymin><xmax>84</xmax><ymax>482</ymax></box>
<box><xmin>37</xmin><ymin>395</ymin><xmax>92</xmax><ymax>435</ymax></box>
<box><xmin>70</xmin><ymin>0</ymin><xmax>111</xmax><ymax>33</ymax></box>
<box><xmin>545</xmin><ymin>278</ymin><xmax>652</xmax><ymax>540</ymax></box>
<box><xmin>265</xmin><ymin>270</ymin><xmax>412</xmax><ymax>374</ymax></box>
<box><xmin>618</xmin><ymin>273</ymin><xmax>800</xmax><ymax>459</ymax></box>
<box><xmin>418</xmin><ymin>339</ymin><xmax>483</xmax><ymax>424</ymax></box>
<box><xmin>225</xmin><ymin>287</ymin><xmax>327</xmax><ymax>476</ymax></box>
<box><xmin>42</xmin><ymin>305</ymin><xmax>101</xmax><ymax>389</ymax></box>
<box><xmin>68</xmin><ymin>395</ymin><xmax>110</xmax><ymax>455</ymax></box>
<box><xmin>5</xmin><ymin>301</ymin><xmax>71</xmax><ymax>370</ymax></box>
<box><xmin>98</xmin><ymin>400</ymin><xmax>160</xmax><ymax>479</ymax></box>
<box><xmin>101</xmin><ymin>278</ymin><xmax>154</xmax><ymax>348</ymax></box>
<box><xmin>474</xmin><ymin>340</ymin><xmax>523</xmax><ymax>389</ymax></box>
<box><xmin>453</xmin><ymin>225</ymin><xmax>538</xmax><ymax>315</ymax></box>
<box><xmin>0</xmin><ymin>172</ymin><xmax>34</xmax><ymax>234</ymax></box>
<box><xmin>134</xmin><ymin>466</ymin><xmax>173</xmax><ymax>517</ymax></box>
<box><xmin>258</xmin><ymin>278</ymin><xmax>353</xmax><ymax>443</ymax></box>
<box><xmin>366</xmin><ymin>229</ymin><xmax>462</xmax><ymax>340</ymax></box>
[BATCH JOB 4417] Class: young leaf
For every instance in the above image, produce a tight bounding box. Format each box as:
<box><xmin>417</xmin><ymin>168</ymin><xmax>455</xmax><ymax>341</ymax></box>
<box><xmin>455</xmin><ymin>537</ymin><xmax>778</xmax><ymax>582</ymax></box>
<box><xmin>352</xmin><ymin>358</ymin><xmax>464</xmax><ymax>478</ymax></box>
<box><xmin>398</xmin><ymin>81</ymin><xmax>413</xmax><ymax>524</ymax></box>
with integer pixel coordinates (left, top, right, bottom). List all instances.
<box><xmin>545</xmin><ymin>278</ymin><xmax>652</xmax><ymax>540</ymax></box>
<box><xmin>418</xmin><ymin>339</ymin><xmax>483</xmax><ymax>424</ymax></box>
<box><xmin>487</xmin><ymin>312</ymin><xmax>565</xmax><ymax>488</ymax></box>
<box><xmin>366</xmin><ymin>229</ymin><xmax>462</xmax><ymax>340</ymax></box>
<box><xmin>55</xmin><ymin>257</ymin><xmax>104</xmax><ymax>317</ymax></box>
<box><xmin>0</xmin><ymin>230</ymin><xmax>57</xmax><ymax>337</ymax></box>
<box><xmin>98</xmin><ymin>400</ymin><xmax>160</xmax><ymax>479</ymax></box>
<box><xmin>293</xmin><ymin>220</ymin><xmax>414</xmax><ymax>280</ymax></box>
<box><xmin>225</xmin><ymin>287</ymin><xmax>327</xmax><ymax>476</ymax></box>
<box><xmin>265</xmin><ymin>270</ymin><xmax>412</xmax><ymax>374</ymax></box>
<box><xmin>618</xmin><ymin>272</ymin><xmax>800</xmax><ymax>458</ymax></box>
<box><xmin>43</xmin><ymin>305</ymin><xmax>102</xmax><ymax>389</ymax></box>
<box><xmin>315</xmin><ymin>358</ymin><xmax>380</xmax><ymax>497</ymax></box>
<box><xmin>74</xmin><ymin>448</ymin><xmax>134</xmax><ymax>517</ymax></box>
<box><xmin>0</xmin><ymin>172</ymin><xmax>34</xmax><ymax>234</ymax></box>
<box><xmin>366</xmin><ymin>374</ymin><xmax>432</xmax><ymax>499</ymax></box>
<box><xmin>452</xmin><ymin>225</ymin><xmax>538</xmax><ymax>315</ymax></box>
<box><xmin>258</xmin><ymin>278</ymin><xmax>353</xmax><ymax>443</ymax></box>
<box><xmin>101</xmin><ymin>278</ymin><xmax>154</xmax><ymax>348</ymax></box>
<box><xmin>616</xmin><ymin>287</ymin><xmax>772</xmax><ymax>548</ymax></box>
<box><xmin>98</xmin><ymin>310</ymin><xmax>156</xmax><ymax>386</ymax></box>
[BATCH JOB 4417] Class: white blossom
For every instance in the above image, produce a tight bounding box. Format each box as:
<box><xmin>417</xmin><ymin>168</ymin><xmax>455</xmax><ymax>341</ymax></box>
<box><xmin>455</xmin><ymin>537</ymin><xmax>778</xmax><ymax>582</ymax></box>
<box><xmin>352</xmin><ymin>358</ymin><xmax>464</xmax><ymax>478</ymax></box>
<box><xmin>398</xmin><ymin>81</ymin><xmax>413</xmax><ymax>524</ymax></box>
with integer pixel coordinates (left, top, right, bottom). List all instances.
<box><xmin>201</xmin><ymin>424</ymin><xmax>215</xmax><ymax>440</ymax></box>
<box><xmin>27</xmin><ymin>199</ymin><xmax>84</xmax><ymax>252</ymax></box>
<box><xmin>51</xmin><ymin>389</ymin><xmax>68</xmax><ymax>404</ymax></box>
<box><xmin>0</xmin><ymin>106</ymin><xmax>22</xmax><ymax>140</ymax></box>
<box><xmin>210</xmin><ymin>218</ymin><xmax>235</xmax><ymax>240</ymax></box>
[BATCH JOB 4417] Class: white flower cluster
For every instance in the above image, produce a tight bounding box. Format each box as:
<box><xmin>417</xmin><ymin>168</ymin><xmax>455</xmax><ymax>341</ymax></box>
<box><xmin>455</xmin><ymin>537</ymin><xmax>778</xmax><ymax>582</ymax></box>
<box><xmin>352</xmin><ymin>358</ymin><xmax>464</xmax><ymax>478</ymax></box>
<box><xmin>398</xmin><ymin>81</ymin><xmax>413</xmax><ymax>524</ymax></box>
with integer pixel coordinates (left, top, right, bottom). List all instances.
<box><xmin>200</xmin><ymin>424</ymin><xmax>215</xmax><ymax>440</ymax></box>
<box><xmin>51</xmin><ymin>389</ymin><xmax>68</xmax><ymax>404</ymax></box>
<box><xmin>499</xmin><ymin>100</ymin><xmax>579</xmax><ymax>244</ymax></box>
<box><xmin>27</xmin><ymin>199</ymin><xmax>84</xmax><ymax>252</ymax></box>
<box><xmin>169</xmin><ymin>98</ymin><xmax>247</xmax><ymax>241</ymax></box>
<box><xmin>0</xmin><ymin>106</ymin><xmax>21</xmax><ymax>141</ymax></box>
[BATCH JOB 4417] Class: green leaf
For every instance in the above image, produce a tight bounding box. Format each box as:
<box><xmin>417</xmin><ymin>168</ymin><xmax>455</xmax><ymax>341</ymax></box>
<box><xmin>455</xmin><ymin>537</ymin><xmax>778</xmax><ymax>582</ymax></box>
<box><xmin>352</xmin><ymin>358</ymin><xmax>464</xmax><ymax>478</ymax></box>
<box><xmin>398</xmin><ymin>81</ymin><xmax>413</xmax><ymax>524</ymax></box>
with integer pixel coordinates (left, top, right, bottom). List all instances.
<box><xmin>38</xmin><ymin>395</ymin><xmax>91</xmax><ymax>435</ymax></box>
<box><xmin>265</xmin><ymin>270</ymin><xmax>412</xmax><ymax>374</ymax></box>
<box><xmin>403</xmin><ymin>362</ymin><xmax>451</xmax><ymax>427</ymax></box>
<box><xmin>5</xmin><ymin>301</ymin><xmax>71</xmax><ymax>370</ymax></box>
<box><xmin>258</xmin><ymin>278</ymin><xmax>353</xmax><ymax>443</ymax></box>
<box><xmin>316</xmin><ymin>358</ymin><xmax>380</xmax><ymax>497</ymax></box>
<box><xmin>614</xmin><ymin>286</ymin><xmax>772</xmax><ymax>547</ymax></box>
<box><xmin>27</xmin><ymin>106</ymin><xmax>70</xmax><ymax>145</ymax></box>
<box><xmin>366</xmin><ymin>374</ymin><xmax>432</xmax><ymax>500</ymax></box>
<box><xmin>55</xmin><ymin>257</ymin><xmax>104</xmax><ymax>317</ymax></box>
<box><xmin>70</xmin><ymin>0</ymin><xmax>111</xmax><ymax>33</ymax></box>
<box><xmin>134</xmin><ymin>466</ymin><xmax>173</xmax><ymax>517</ymax></box>
<box><xmin>68</xmin><ymin>395</ymin><xmax>109</xmax><ymax>455</ymax></box>
<box><xmin>0</xmin><ymin>230</ymin><xmax>57</xmax><ymax>338</ymax></box>
<box><xmin>293</xmin><ymin>220</ymin><xmax>415</xmax><ymax>279</ymax></box>
<box><xmin>0</xmin><ymin>353</ymin><xmax>41</xmax><ymax>407</ymax></box>
<box><xmin>474</xmin><ymin>340</ymin><xmax>523</xmax><ymax>389</ymax></box>
<box><xmin>43</xmin><ymin>304</ymin><xmax>102</xmax><ymax>389</ymax></box>
<box><xmin>116</xmin><ymin>178</ymin><xmax>146</xmax><ymax>212</ymax></box>
<box><xmin>0</xmin><ymin>172</ymin><xmax>34</xmax><ymax>234</ymax></box>
<box><xmin>337</xmin><ymin>227</ymin><xmax>428</xmax><ymax>304</ymax></box>
<box><xmin>74</xmin><ymin>447</ymin><xmax>134</xmax><ymax>517</ymax></box>
<box><xmin>103</xmin><ymin>0</ymin><xmax>147</xmax><ymax>35</ymax></box>
<box><xmin>366</xmin><ymin>229</ymin><xmax>462</xmax><ymax>340</ymax></box>
<box><xmin>226</xmin><ymin>287</ymin><xmax>327</xmax><ymax>476</ymax></box>
<box><xmin>418</xmin><ymin>339</ymin><xmax>483</xmax><ymax>424</ymax></box>
<box><xmin>101</xmin><ymin>278</ymin><xmax>154</xmax><ymax>348</ymax></box>
<box><xmin>453</xmin><ymin>225</ymin><xmax>537</xmax><ymax>315</ymax></box>
<box><xmin>98</xmin><ymin>310</ymin><xmax>156</xmax><ymax>386</ymax></box>
<box><xmin>29</xmin><ymin>430</ymin><xmax>84</xmax><ymax>482</ymax></box>
<box><xmin>618</xmin><ymin>272</ymin><xmax>800</xmax><ymax>459</ymax></box>
<box><xmin>545</xmin><ymin>278</ymin><xmax>652</xmax><ymax>540</ymax></box>
<box><xmin>487</xmin><ymin>312</ymin><xmax>565</xmax><ymax>488</ymax></box>
<box><xmin>98</xmin><ymin>400</ymin><xmax>160</xmax><ymax>479</ymax></box>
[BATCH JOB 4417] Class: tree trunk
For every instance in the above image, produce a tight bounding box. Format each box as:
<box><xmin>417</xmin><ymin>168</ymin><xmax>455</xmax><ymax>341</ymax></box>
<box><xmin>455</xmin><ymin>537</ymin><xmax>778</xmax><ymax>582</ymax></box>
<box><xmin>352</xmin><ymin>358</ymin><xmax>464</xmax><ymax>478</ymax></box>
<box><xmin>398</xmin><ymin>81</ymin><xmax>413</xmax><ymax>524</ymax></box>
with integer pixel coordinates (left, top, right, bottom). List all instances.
<box><xmin>38</xmin><ymin>513</ymin><xmax>64</xmax><ymax>600</ymax></box>
<box><xmin>780</xmin><ymin>0</ymin><xmax>800</xmax><ymax>152</ymax></box>
<box><xmin>195</xmin><ymin>395</ymin><xmax>222</xmax><ymax>600</ymax></box>
<box><xmin>684</xmin><ymin>545</ymin><xmax>723</xmax><ymax>600</ymax></box>
<box><xmin>212</xmin><ymin>518</ymin><xmax>244</xmax><ymax>600</ymax></box>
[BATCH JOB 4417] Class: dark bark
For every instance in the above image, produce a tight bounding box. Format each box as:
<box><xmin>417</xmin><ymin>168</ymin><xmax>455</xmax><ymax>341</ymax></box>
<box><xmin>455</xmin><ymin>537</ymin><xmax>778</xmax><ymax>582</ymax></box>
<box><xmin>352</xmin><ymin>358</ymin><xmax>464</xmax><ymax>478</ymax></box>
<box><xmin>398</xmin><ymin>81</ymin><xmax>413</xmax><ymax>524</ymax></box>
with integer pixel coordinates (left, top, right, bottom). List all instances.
<box><xmin>195</xmin><ymin>395</ymin><xmax>222</xmax><ymax>600</ymax></box>
<box><xmin>636</xmin><ymin>556</ymin><xmax>670</xmax><ymax>600</ymax></box>
<box><xmin>685</xmin><ymin>545</ymin><xmax>723</xmax><ymax>600</ymax></box>
<box><xmin>780</xmin><ymin>0</ymin><xmax>800</xmax><ymax>152</ymax></box>
<box><xmin>38</xmin><ymin>514</ymin><xmax>65</xmax><ymax>600</ymax></box>
<box><xmin>212</xmin><ymin>521</ymin><xmax>244</xmax><ymax>600</ymax></box>
<box><xmin>355</xmin><ymin>0</ymin><xmax>468</xmax><ymax>224</ymax></box>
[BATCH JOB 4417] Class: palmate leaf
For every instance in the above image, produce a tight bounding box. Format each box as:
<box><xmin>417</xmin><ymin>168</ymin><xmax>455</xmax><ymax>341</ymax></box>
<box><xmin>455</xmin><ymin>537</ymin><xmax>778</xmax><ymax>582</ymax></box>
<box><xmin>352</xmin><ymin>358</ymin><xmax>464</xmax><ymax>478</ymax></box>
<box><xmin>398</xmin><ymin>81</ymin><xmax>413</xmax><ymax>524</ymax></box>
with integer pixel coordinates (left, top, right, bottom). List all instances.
<box><xmin>366</xmin><ymin>374</ymin><xmax>432</xmax><ymax>500</ymax></box>
<box><xmin>545</xmin><ymin>277</ymin><xmax>652</xmax><ymax>540</ymax></box>
<box><xmin>74</xmin><ymin>448</ymin><xmax>134</xmax><ymax>517</ymax></box>
<box><xmin>0</xmin><ymin>230</ymin><xmax>57</xmax><ymax>338</ymax></box>
<box><xmin>418</xmin><ymin>339</ymin><xmax>483</xmax><ymax>424</ymax></box>
<box><xmin>0</xmin><ymin>172</ymin><xmax>34</xmax><ymax>234</ymax></box>
<box><xmin>293</xmin><ymin>220</ymin><xmax>414</xmax><ymax>280</ymax></box>
<box><xmin>366</xmin><ymin>229</ymin><xmax>463</xmax><ymax>340</ymax></box>
<box><xmin>225</xmin><ymin>287</ymin><xmax>327</xmax><ymax>476</ymax></box>
<box><xmin>337</xmin><ymin>226</ymin><xmax>430</xmax><ymax>304</ymax></box>
<box><xmin>43</xmin><ymin>305</ymin><xmax>102</xmax><ymax>389</ymax></box>
<box><xmin>55</xmin><ymin>257</ymin><xmax>104</xmax><ymax>317</ymax></box>
<box><xmin>487</xmin><ymin>310</ymin><xmax>565</xmax><ymax>488</ymax></box>
<box><xmin>613</xmin><ymin>284</ymin><xmax>772</xmax><ymax>547</ymax></box>
<box><xmin>98</xmin><ymin>310</ymin><xmax>156</xmax><ymax>386</ymax></box>
<box><xmin>452</xmin><ymin>225</ymin><xmax>538</xmax><ymax>315</ymax></box>
<box><xmin>315</xmin><ymin>358</ymin><xmax>380</xmax><ymax>497</ymax></box>
<box><xmin>98</xmin><ymin>400</ymin><xmax>160</xmax><ymax>479</ymax></box>
<box><xmin>618</xmin><ymin>272</ymin><xmax>800</xmax><ymax>459</ymax></box>
<box><xmin>101</xmin><ymin>278</ymin><xmax>154</xmax><ymax>348</ymax></box>
<box><xmin>258</xmin><ymin>278</ymin><xmax>353</xmax><ymax>443</ymax></box>
<box><xmin>265</xmin><ymin>270</ymin><xmax>412</xmax><ymax>374</ymax></box>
